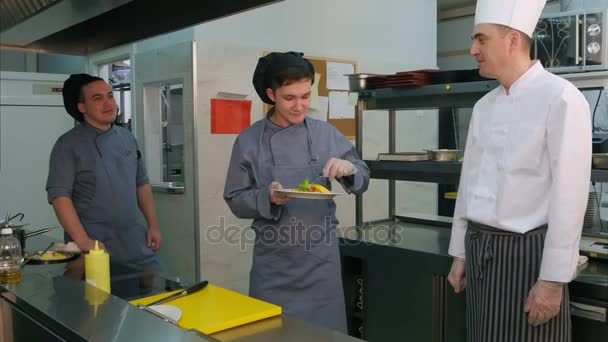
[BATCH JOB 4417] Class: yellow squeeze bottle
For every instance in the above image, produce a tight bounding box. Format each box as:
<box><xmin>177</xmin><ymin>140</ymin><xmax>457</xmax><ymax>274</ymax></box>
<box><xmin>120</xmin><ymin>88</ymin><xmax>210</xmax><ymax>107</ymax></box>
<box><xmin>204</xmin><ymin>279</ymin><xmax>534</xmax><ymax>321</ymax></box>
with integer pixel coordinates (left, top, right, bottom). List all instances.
<box><xmin>85</xmin><ymin>240</ymin><xmax>110</xmax><ymax>293</ymax></box>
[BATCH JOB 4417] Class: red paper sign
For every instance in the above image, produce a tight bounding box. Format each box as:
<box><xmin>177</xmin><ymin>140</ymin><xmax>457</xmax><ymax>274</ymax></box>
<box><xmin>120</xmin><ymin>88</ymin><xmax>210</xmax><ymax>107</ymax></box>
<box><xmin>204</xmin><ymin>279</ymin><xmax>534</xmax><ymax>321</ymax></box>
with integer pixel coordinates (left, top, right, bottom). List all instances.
<box><xmin>210</xmin><ymin>99</ymin><xmax>252</xmax><ymax>134</ymax></box>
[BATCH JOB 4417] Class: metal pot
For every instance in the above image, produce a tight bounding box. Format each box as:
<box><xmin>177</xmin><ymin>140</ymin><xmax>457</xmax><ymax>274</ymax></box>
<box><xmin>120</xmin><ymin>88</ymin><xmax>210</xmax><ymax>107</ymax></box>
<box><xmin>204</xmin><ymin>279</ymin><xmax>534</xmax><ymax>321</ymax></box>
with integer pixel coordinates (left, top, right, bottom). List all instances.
<box><xmin>346</xmin><ymin>73</ymin><xmax>378</xmax><ymax>91</ymax></box>
<box><xmin>12</xmin><ymin>227</ymin><xmax>54</xmax><ymax>250</ymax></box>
<box><xmin>592</xmin><ymin>153</ymin><xmax>608</xmax><ymax>169</ymax></box>
<box><xmin>425</xmin><ymin>149</ymin><xmax>461</xmax><ymax>162</ymax></box>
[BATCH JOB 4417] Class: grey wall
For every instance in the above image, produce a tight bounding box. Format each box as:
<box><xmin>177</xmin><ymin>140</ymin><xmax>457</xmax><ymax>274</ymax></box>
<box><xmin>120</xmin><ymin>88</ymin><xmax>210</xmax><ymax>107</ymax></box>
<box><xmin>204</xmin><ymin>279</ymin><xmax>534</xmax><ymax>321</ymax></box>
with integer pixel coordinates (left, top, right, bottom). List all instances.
<box><xmin>0</xmin><ymin>50</ymin><xmax>87</xmax><ymax>74</ymax></box>
<box><xmin>0</xmin><ymin>50</ymin><xmax>30</xmax><ymax>71</ymax></box>
<box><xmin>37</xmin><ymin>53</ymin><xmax>87</xmax><ymax>74</ymax></box>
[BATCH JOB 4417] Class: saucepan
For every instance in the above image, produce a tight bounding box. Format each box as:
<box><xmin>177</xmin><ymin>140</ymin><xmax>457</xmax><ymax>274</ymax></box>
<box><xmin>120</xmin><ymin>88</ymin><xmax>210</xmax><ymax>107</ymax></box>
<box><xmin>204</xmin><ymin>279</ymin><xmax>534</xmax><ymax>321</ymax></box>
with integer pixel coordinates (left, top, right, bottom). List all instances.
<box><xmin>424</xmin><ymin>149</ymin><xmax>461</xmax><ymax>162</ymax></box>
<box><xmin>12</xmin><ymin>227</ymin><xmax>56</xmax><ymax>250</ymax></box>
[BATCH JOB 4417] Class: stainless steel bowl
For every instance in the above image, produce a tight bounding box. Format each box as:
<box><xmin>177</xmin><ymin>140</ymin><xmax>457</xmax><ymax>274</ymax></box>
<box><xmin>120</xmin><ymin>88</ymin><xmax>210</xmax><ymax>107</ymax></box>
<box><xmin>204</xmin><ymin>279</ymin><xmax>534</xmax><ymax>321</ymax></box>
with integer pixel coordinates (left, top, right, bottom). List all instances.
<box><xmin>592</xmin><ymin>153</ymin><xmax>608</xmax><ymax>169</ymax></box>
<box><xmin>346</xmin><ymin>73</ymin><xmax>378</xmax><ymax>91</ymax></box>
<box><xmin>425</xmin><ymin>149</ymin><xmax>460</xmax><ymax>162</ymax></box>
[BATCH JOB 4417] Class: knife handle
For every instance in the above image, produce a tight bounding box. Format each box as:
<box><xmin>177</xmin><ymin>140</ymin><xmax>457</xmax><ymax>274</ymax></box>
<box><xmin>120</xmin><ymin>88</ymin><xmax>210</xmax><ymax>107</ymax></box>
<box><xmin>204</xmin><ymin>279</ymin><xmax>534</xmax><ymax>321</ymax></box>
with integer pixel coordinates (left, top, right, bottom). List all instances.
<box><xmin>186</xmin><ymin>280</ymin><xmax>209</xmax><ymax>295</ymax></box>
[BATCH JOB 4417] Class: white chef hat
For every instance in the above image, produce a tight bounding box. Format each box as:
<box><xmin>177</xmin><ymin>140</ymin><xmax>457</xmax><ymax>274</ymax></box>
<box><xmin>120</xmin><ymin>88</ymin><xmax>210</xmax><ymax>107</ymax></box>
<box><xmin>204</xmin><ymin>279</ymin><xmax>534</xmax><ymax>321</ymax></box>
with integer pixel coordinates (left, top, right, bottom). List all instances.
<box><xmin>474</xmin><ymin>0</ymin><xmax>547</xmax><ymax>37</ymax></box>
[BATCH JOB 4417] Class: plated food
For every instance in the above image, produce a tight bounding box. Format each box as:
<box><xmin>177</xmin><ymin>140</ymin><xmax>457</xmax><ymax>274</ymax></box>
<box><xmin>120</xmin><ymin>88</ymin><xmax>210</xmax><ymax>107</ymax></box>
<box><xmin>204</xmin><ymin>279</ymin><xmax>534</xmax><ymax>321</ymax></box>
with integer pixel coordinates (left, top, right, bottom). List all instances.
<box><xmin>24</xmin><ymin>250</ymin><xmax>79</xmax><ymax>264</ymax></box>
<box><xmin>274</xmin><ymin>179</ymin><xmax>344</xmax><ymax>200</ymax></box>
<box><xmin>295</xmin><ymin>179</ymin><xmax>331</xmax><ymax>193</ymax></box>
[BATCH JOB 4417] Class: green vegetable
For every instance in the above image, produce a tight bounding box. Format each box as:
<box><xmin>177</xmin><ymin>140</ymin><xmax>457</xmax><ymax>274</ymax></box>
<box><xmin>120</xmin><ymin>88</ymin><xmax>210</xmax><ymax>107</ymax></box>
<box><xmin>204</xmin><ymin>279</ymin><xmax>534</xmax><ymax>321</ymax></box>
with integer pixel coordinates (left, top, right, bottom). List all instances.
<box><xmin>296</xmin><ymin>179</ymin><xmax>311</xmax><ymax>191</ymax></box>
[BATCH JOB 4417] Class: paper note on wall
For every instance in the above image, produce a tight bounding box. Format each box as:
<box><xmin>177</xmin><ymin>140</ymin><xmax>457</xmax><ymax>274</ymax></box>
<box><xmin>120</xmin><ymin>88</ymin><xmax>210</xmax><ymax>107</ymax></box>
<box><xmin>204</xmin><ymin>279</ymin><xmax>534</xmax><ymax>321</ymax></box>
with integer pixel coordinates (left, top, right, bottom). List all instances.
<box><xmin>328</xmin><ymin>91</ymin><xmax>355</xmax><ymax>119</ymax></box>
<box><xmin>310</xmin><ymin>73</ymin><xmax>321</xmax><ymax>110</ymax></box>
<box><xmin>326</xmin><ymin>62</ymin><xmax>354</xmax><ymax>90</ymax></box>
<box><xmin>307</xmin><ymin>96</ymin><xmax>328</xmax><ymax>122</ymax></box>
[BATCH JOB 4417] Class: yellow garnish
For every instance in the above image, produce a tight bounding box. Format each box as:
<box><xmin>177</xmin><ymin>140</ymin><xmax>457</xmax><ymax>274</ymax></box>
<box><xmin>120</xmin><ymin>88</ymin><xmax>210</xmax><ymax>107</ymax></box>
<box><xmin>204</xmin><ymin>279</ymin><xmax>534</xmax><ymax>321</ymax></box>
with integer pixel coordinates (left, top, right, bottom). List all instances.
<box><xmin>310</xmin><ymin>184</ymin><xmax>330</xmax><ymax>193</ymax></box>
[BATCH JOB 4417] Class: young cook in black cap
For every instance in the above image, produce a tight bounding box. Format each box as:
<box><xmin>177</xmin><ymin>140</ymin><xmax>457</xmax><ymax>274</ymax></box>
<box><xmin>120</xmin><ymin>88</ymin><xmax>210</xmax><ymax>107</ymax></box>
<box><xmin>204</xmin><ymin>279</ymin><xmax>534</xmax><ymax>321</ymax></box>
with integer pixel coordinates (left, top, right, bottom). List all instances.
<box><xmin>46</xmin><ymin>74</ymin><xmax>162</xmax><ymax>271</ymax></box>
<box><xmin>224</xmin><ymin>52</ymin><xmax>370</xmax><ymax>332</ymax></box>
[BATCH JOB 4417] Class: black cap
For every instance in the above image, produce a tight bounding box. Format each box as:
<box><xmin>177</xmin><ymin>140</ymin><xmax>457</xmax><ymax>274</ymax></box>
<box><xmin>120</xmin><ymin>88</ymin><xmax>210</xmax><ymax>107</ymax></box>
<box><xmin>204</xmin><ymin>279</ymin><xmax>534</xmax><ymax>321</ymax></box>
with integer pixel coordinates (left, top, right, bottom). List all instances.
<box><xmin>252</xmin><ymin>52</ymin><xmax>314</xmax><ymax>105</ymax></box>
<box><xmin>62</xmin><ymin>73</ymin><xmax>104</xmax><ymax>121</ymax></box>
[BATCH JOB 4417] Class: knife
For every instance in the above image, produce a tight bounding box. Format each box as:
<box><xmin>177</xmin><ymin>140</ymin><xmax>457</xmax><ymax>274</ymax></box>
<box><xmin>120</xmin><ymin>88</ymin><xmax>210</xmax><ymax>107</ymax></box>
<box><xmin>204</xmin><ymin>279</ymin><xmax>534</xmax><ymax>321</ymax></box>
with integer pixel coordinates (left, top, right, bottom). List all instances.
<box><xmin>145</xmin><ymin>280</ymin><xmax>208</xmax><ymax>306</ymax></box>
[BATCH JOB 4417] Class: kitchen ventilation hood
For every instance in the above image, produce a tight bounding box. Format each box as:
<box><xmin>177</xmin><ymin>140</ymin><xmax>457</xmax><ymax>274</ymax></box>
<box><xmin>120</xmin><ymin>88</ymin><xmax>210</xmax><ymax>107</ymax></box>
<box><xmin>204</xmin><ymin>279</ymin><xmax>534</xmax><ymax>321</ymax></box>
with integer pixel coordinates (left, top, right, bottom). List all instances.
<box><xmin>0</xmin><ymin>0</ymin><xmax>281</xmax><ymax>55</ymax></box>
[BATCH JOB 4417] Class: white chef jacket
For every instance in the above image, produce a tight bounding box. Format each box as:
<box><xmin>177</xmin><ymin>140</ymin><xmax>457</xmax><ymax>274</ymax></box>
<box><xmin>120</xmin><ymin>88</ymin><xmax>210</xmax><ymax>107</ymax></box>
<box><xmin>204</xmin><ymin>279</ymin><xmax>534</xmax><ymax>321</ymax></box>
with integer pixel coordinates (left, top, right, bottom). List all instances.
<box><xmin>448</xmin><ymin>61</ymin><xmax>592</xmax><ymax>283</ymax></box>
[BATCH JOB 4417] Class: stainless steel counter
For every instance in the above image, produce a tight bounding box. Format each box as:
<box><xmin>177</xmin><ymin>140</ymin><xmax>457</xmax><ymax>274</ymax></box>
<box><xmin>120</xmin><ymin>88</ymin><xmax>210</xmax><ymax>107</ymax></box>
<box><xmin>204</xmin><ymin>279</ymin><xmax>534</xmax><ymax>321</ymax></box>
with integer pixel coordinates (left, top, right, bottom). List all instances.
<box><xmin>338</xmin><ymin>219</ymin><xmax>608</xmax><ymax>292</ymax></box>
<box><xmin>339</xmin><ymin>219</ymin><xmax>451</xmax><ymax>256</ymax></box>
<box><xmin>1</xmin><ymin>237</ymin><xmax>362</xmax><ymax>342</ymax></box>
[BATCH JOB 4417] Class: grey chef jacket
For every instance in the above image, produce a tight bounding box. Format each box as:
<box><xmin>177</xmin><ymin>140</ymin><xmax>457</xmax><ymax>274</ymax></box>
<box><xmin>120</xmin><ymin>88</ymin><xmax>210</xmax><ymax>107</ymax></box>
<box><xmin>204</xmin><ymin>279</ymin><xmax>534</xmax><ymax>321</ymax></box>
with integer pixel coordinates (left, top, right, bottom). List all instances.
<box><xmin>46</xmin><ymin>122</ymin><xmax>160</xmax><ymax>270</ymax></box>
<box><xmin>224</xmin><ymin>114</ymin><xmax>370</xmax><ymax>332</ymax></box>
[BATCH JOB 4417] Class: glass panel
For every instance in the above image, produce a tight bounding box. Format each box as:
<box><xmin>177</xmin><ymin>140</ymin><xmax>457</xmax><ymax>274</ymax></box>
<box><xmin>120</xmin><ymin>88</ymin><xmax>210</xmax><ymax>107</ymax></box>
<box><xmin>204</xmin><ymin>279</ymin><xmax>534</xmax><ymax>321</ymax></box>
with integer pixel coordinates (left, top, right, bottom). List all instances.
<box><xmin>582</xmin><ymin>88</ymin><xmax>608</xmax><ymax>133</ymax></box>
<box><xmin>534</xmin><ymin>15</ymin><xmax>578</xmax><ymax>68</ymax></box>
<box><xmin>160</xmin><ymin>84</ymin><xmax>185</xmax><ymax>184</ymax></box>
<box><xmin>394</xmin><ymin>109</ymin><xmax>439</xmax><ymax>218</ymax></box>
<box><xmin>581</xmin><ymin>88</ymin><xmax>607</xmax><ymax>235</ymax></box>
<box><xmin>456</xmin><ymin>107</ymin><xmax>473</xmax><ymax>153</ymax></box>
<box><xmin>98</xmin><ymin>59</ymin><xmax>132</xmax><ymax>129</ymax></box>
<box><xmin>143</xmin><ymin>82</ymin><xmax>185</xmax><ymax>185</ymax></box>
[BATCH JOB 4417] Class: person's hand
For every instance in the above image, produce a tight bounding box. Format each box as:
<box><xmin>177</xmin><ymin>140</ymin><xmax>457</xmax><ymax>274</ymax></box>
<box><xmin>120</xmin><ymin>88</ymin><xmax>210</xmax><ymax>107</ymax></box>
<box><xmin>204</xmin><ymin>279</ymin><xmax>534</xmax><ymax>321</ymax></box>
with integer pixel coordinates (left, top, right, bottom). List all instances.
<box><xmin>447</xmin><ymin>257</ymin><xmax>466</xmax><ymax>293</ymax></box>
<box><xmin>525</xmin><ymin>280</ymin><xmax>563</xmax><ymax>326</ymax></box>
<box><xmin>76</xmin><ymin>238</ymin><xmax>106</xmax><ymax>253</ymax></box>
<box><xmin>323</xmin><ymin>158</ymin><xmax>357</xmax><ymax>180</ymax></box>
<box><xmin>269</xmin><ymin>182</ymin><xmax>290</xmax><ymax>205</ymax></box>
<box><xmin>147</xmin><ymin>226</ymin><xmax>162</xmax><ymax>251</ymax></box>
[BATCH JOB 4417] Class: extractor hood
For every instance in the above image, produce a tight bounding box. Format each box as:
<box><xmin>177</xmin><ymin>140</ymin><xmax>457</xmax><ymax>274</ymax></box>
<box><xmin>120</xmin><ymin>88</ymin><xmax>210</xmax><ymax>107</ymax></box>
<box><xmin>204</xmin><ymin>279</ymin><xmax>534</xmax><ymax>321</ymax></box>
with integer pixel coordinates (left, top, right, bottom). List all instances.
<box><xmin>0</xmin><ymin>0</ymin><xmax>282</xmax><ymax>55</ymax></box>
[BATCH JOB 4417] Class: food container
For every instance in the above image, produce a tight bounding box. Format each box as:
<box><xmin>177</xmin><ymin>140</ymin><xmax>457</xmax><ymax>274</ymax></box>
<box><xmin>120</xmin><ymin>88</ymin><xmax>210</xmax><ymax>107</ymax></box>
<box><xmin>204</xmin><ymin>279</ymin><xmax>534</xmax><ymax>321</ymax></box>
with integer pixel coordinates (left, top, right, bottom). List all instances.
<box><xmin>425</xmin><ymin>149</ymin><xmax>461</xmax><ymax>162</ymax></box>
<box><xmin>346</xmin><ymin>73</ymin><xmax>379</xmax><ymax>91</ymax></box>
<box><xmin>592</xmin><ymin>153</ymin><xmax>608</xmax><ymax>169</ymax></box>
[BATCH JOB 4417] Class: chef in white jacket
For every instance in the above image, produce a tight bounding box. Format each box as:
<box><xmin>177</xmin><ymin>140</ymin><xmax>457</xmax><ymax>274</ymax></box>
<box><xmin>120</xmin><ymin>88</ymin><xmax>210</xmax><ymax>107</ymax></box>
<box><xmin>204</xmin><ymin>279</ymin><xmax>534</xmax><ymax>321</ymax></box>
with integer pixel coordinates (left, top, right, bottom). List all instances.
<box><xmin>446</xmin><ymin>1</ymin><xmax>592</xmax><ymax>341</ymax></box>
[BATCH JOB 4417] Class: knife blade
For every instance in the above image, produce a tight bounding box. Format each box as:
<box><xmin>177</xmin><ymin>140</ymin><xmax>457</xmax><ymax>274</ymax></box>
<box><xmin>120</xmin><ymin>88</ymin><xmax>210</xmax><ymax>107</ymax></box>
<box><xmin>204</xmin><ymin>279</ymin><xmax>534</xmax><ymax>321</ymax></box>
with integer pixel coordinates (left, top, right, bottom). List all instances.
<box><xmin>145</xmin><ymin>280</ymin><xmax>209</xmax><ymax>306</ymax></box>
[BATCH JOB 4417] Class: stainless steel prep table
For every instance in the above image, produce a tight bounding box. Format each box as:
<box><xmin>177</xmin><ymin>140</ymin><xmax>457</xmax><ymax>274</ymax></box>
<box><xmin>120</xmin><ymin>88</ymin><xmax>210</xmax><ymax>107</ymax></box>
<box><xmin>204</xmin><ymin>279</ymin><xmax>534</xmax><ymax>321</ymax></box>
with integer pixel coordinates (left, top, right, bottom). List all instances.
<box><xmin>1</xmin><ymin>236</ymin><xmax>362</xmax><ymax>342</ymax></box>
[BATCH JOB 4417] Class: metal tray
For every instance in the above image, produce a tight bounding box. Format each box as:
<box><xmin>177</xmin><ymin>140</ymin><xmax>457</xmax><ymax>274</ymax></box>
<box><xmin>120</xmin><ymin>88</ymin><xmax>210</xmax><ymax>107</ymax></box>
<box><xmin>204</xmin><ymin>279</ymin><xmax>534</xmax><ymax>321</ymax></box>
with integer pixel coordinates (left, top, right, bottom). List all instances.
<box><xmin>377</xmin><ymin>152</ymin><xmax>428</xmax><ymax>161</ymax></box>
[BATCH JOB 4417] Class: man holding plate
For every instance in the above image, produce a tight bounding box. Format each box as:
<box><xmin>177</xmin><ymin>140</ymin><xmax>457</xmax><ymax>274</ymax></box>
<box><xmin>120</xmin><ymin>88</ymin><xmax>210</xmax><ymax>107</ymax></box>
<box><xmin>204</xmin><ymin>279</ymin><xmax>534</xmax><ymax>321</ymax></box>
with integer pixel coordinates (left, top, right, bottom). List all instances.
<box><xmin>223</xmin><ymin>51</ymin><xmax>369</xmax><ymax>332</ymax></box>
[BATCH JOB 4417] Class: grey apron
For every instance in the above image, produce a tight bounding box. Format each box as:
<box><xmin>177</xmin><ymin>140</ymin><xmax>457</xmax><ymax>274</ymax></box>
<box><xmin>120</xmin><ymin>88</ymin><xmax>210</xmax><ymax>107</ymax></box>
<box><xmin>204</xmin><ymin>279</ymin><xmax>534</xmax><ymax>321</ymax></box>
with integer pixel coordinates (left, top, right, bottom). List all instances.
<box><xmin>250</xmin><ymin>120</ymin><xmax>347</xmax><ymax>333</ymax></box>
<box><xmin>76</xmin><ymin>126</ymin><xmax>159</xmax><ymax>271</ymax></box>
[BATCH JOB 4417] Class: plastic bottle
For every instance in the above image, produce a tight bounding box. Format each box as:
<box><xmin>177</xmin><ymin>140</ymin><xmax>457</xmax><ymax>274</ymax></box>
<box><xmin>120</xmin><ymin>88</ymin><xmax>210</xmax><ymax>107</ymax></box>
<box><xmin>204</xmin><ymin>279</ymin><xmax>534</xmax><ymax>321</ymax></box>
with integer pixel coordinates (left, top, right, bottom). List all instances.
<box><xmin>0</xmin><ymin>228</ymin><xmax>22</xmax><ymax>284</ymax></box>
<box><xmin>84</xmin><ymin>240</ymin><xmax>110</xmax><ymax>293</ymax></box>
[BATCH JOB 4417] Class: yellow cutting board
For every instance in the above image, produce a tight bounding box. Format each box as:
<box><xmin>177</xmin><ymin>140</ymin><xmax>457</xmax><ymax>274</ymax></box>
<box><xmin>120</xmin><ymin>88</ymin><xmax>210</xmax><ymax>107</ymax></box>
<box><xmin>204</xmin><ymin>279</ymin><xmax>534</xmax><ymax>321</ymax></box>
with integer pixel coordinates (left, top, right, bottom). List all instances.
<box><xmin>129</xmin><ymin>284</ymin><xmax>282</xmax><ymax>334</ymax></box>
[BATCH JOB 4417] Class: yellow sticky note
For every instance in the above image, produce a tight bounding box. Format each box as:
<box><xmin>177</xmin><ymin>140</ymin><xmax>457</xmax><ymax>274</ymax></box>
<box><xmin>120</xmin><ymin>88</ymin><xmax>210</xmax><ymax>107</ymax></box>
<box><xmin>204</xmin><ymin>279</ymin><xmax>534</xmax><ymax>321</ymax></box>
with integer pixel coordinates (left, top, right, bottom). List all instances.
<box><xmin>310</xmin><ymin>73</ymin><xmax>321</xmax><ymax>109</ymax></box>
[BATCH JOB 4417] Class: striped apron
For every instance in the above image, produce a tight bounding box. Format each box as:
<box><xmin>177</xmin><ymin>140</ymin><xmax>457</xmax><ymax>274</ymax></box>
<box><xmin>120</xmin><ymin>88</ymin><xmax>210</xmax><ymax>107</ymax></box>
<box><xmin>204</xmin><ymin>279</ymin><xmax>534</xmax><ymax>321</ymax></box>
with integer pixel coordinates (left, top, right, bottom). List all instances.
<box><xmin>465</xmin><ymin>221</ymin><xmax>571</xmax><ymax>342</ymax></box>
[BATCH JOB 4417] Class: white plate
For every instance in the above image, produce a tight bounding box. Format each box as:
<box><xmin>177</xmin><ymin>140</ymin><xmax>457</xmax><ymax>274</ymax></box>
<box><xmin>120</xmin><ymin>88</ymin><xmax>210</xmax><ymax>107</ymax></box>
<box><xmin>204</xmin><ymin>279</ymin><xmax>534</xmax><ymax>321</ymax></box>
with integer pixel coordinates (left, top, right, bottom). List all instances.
<box><xmin>275</xmin><ymin>189</ymin><xmax>345</xmax><ymax>199</ymax></box>
<box><xmin>148</xmin><ymin>305</ymin><xmax>182</xmax><ymax>322</ymax></box>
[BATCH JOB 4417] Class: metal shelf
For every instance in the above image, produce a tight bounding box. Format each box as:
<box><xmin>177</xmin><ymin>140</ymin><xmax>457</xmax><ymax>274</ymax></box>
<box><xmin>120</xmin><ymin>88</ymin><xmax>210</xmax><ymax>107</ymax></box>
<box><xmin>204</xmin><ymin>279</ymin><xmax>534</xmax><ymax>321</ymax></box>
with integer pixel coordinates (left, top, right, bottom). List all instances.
<box><xmin>354</xmin><ymin>74</ymin><xmax>607</xmax><ymax>231</ymax></box>
<box><xmin>367</xmin><ymin>160</ymin><xmax>608</xmax><ymax>184</ymax></box>
<box><xmin>366</xmin><ymin>160</ymin><xmax>462</xmax><ymax>184</ymax></box>
<box><xmin>355</xmin><ymin>80</ymin><xmax>499</xmax><ymax>110</ymax></box>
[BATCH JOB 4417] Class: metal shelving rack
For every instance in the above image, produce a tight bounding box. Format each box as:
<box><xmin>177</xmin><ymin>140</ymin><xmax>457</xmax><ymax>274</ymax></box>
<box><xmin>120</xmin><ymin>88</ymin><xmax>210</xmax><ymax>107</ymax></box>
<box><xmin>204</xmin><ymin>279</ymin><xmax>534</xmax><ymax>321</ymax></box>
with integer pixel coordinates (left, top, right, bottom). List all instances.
<box><xmin>353</xmin><ymin>79</ymin><xmax>608</xmax><ymax>233</ymax></box>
